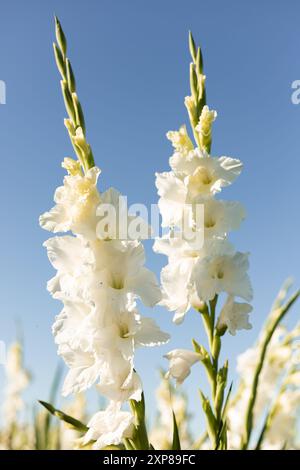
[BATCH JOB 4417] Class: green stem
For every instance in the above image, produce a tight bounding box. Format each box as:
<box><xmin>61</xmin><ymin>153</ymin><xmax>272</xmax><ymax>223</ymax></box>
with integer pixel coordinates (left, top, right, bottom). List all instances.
<box><xmin>198</xmin><ymin>295</ymin><xmax>227</xmax><ymax>449</ymax></box>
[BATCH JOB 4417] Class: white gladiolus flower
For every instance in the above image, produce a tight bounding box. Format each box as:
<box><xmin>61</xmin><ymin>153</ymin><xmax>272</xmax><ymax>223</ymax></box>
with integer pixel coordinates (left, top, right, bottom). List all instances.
<box><xmin>164</xmin><ymin>349</ymin><xmax>201</xmax><ymax>385</ymax></box>
<box><xmin>89</xmin><ymin>239</ymin><xmax>162</xmax><ymax>308</ymax></box>
<box><xmin>196</xmin><ymin>198</ymin><xmax>245</xmax><ymax>238</ymax></box>
<box><xmin>172</xmin><ymin>150</ymin><xmax>242</xmax><ymax>195</ymax></box>
<box><xmin>155</xmin><ymin>237</ymin><xmax>251</xmax><ymax>323</ymax></box>
<box><xmin>97</xmin><ymin>354</ymin><xmax>143</xmax><ymax>402</ymax></box>
<box><xmin>40</xmin><ymin>164</ymin><xmax>101</xmax><ymax>239</ymax></box>
<box><xmin>150</xmin><ymin>375</ymin><xmax>193</xmax><ymax>450</ymax></box>
<box><xmin>155</xmin><ymin>117</ymin><xmax>252</xmax><ymax>325</ymax></box>
<box><xmin>227</xmin><ymin>324</ymin><xmax>300</xmax><ymax>449</ymax></box>
<box><xmin>195</xmin><ymin>105</ymin><xmax>217</xmax><ymax>136</ymax></box>
<box><xmin>262</xmin><ymin>389</ymin><xmax>300</xmax><ymax>449</ymax></box>
<box><xmin>2</xmin><ymin>343</ymin><xmax>31</xmax><ymax>429</ymax></box>
<box><xmin>217</xmin><ymin>295</ymin><xmax>252</xmax><ymax>335</ymax></box>
<box><xmin>166</xmin><ymin>125</ymin><xmax>194</xmax><ymax>154</ymax></box>
<box><xmin>84</xmin><ymin>401</ymin><xmax>134</xmax><ymax>450</ymax></box>
<box><xmin>41</xmin><ymin>155</ymin><xmax>168</xmax><ymax>445</ymax></box>
<box><xmin>155</xmin><ymin>150</ymin><xmax>243</xmax><ymax>228</ymax></box>
<box><xmin>96</xmin><ymin>187</ymin><xmax>151</xmax><ymax>240</ymax></box>
<box><xmin>193</xmin><ymin>249</ymin><xmax>253</xmax><ymax>302</ymax></box>
<box><xmin>44</xmin><ymin>236</ymin><xmax>94</xmax><ymax>299</ymax></box>
<box><xmin>59</xmin><ymin>343</ymin><xmax>105</xmax><ymax>396</ymax></box>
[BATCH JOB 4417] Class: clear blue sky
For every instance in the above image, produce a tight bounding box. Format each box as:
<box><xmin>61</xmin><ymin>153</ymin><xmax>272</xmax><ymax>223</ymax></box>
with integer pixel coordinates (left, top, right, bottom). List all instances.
<box><xmin>0</xmin><ymin>0</ymin><xmax>300</xmax><ymax>432</ymax></box>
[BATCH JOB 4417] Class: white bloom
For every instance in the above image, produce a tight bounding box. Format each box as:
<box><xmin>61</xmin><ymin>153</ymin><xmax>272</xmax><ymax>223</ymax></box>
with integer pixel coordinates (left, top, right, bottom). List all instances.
<box><xmin>59</xmin><ymin>342</ymin><xmax>105</xmax><ymax>396</ymax></box>
<box><xmin>90</xmin><ymin>239</ymin><xmax>162</xmax><ymax>308</ymax></box>
<box><xmin>195</xmin><ymin>105</ymin><xmax>217</xmax><ymax>136</ymax></box>
<box><xmin>169</xmin><ymin>148</ymin><xmax>242</xmax><ymax>191</ymax></box>
<box><xmin>40</xmin><ymin>164</ymin><xmax>101</xmax><ymax>239</ymax></box>
<box><xmin>97</xmin><ymin>354</ymin><xmax>142</xmax><ymax>402</ymax></box>
<box><xmin>218</xmin><ymin>295</ymin><xmax>252</xmax><ymax>335</ymax></box>
<box><xmin>263</xmin><ymin>389</ymin><xmax>300</xmax><ymax>448</ymax></box>
<box><xmin>193</xmin><ymin>248</ymin><xmax>253</xmax><ymax>302</ymax></box>
<box><xmin>155</xmin><ymin>237</ymin><xmax>248</xmax><ymax>323</ymax></box>
<box><xmin>227</xmin><ymin>325</ymin><xmax>298</xmax><ymax>449</ymax></box>
<box><xmin>196</xmin><ymin>198</ymin><xmax>245</xmax><ymax>238</ymax></box>
<box><xmin>166</xmin><ymin>125</ymin><xmax>194</xmax><ymax>154</ymax></box>
<box><xmin>52</xmin><ymin>296</ymin><xmax>96</xmax><ymax>347</ymax></box>
<box><xmin>160</xmin><ymin>258</ymin><xmax>196</xmax><ymax>323</ymax></box>
<box><xmin>44</xmin><ymin>235</ymin><xmax>94</xmax><ymax>299</ymax></box>
<box><xmin>164</xmin><ymin>349</ymin><xmax>201</xmax><ymax>385</ymax></box>
<box><xmin>155</xmin><ymin>171</ymin><xmax>189</xmax><ymax>228</ymax></box>
<box><xmin>286</xmin><ymin>370</ymin><xmax>300</xmax><ymax>386</ymax></box>
<box><xmin>42</xmin><ymin>69</ymin><xmax>169</xmax><ymax>454</ymax></box>
<box><xmin>84</xmin><ymin>401</ymin><xmax>134</xmax><ymax>449</ymax></box>
<box><xmin>96</xmin><ymin>187</ymin><xmax>150</xmax><ymax>241</ymax></box>
<box><xmin>95</xmin><ymin>307</ymin><xmax>170</xmax><ymax>361</ymax></box>
<box><xmin>2</xmin><ymin>343</ymin><xmax>31</xmax><ymax>428</ymax></box>
<box><xmin>155</xmin><ymin>149</ymin><xmax>243</xmax><ymax>228</ymax></box>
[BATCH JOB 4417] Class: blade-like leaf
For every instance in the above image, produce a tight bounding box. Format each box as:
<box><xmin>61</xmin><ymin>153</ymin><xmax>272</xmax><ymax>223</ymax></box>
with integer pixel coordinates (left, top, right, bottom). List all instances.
<box><xmin>39</xmin><ymin>400</ymin><xmax>88</xmax><ymax>433</ymax></box>
<box><xmin>172</xmin><ymin>411</ymin><xmax>181</xmax><ymax>451</ymax></box>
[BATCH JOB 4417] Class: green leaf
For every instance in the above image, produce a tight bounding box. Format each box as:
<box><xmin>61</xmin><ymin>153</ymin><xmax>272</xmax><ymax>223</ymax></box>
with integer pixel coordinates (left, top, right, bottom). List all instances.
<box><xmin>215</xmin><ymin>381</ymin><xmax>233</xmax><ymax>450</ymax></box>
<box><xmin>39</xmin><ymin>400</ymin><xmax>88</xmax><ymax>433</ymax></box>
<box><xmin>129</xmin><ymin>393</ymin><xmax>150</xmax><ymax>450</ymax></box>
<box><xmin>199</xmin><ymin>390</ymin><xmax>217</xmax><ymax>446</ymax></box>
<box><xmin>171</xmin><ymin>411</ymin><xmax>181</xmax><ymax>450</ymax></box>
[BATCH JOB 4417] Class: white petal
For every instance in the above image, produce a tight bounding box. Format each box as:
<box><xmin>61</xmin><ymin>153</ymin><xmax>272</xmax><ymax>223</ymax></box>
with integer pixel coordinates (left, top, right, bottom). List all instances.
<box><xmin>135</xmin><ymin>317</ymin><xmax>170</xmax><ymax>347</ymax></box>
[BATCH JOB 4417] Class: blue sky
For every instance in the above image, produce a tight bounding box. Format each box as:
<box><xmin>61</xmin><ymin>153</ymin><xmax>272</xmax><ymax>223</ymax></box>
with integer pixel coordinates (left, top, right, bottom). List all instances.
<box><xmin>0</xmin><ymin>0</ymin><xmax>300</xmax><ymax>433</ymax></box>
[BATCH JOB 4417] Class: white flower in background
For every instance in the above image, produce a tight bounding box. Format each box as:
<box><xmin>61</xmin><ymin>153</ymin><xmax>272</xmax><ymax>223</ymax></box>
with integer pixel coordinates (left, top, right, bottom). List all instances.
<box><xmin>262</xmin><ymin>389</ymin><xmax>300</xmax><ymax>449</ymax></box>
<box><xmin>164</xmin><ymin>349</ymin><xmax>201</xmax><ymax>385</ymax></box>
<box><xmin>217</xmin><ymin>295</ymin><xmax>252</xmax><ymax>335</ymax></box>
<box><xmin>83</xmin><ymin>401</ymin><xmax>134</xmax><ymax>450</ymax></box>
<box><xmin>227</xmin><ymin>325</ymin><xmax>300</xmax><ymax>449</ymax></box>
<box><xmin>150</xmin><ymin>374</ymin><xmax>192</xmax><ymax>450</ymax></box>
<box><xmin>60</xmin><ymin>393</ymin><xmax>87</xmax><ymax>450</ymax></box>
<box><xmin>2</xmin><ymin>342</ymin><xmax>31</xmax><ymax>429</ymax></box>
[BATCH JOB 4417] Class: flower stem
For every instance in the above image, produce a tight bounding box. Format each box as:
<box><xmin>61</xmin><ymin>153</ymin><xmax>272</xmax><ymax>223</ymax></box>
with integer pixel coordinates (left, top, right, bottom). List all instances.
<box><xmin>198</xmin><ymin>295</ymin><xmax>228</xmax><ymax>449</ymax></box>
